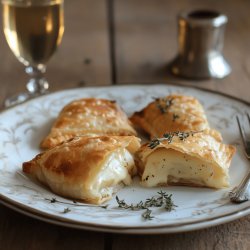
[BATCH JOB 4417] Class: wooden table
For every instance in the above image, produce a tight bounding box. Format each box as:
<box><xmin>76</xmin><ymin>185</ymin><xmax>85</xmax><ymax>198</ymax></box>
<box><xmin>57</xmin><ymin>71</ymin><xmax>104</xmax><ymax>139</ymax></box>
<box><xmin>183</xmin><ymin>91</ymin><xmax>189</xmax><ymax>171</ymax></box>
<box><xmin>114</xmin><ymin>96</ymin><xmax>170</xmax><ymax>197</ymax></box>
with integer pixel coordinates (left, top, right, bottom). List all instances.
<box><xmin>1</xmin><ymin>0</ymin><xmax>250</xmax><ymax>249</ymax></box>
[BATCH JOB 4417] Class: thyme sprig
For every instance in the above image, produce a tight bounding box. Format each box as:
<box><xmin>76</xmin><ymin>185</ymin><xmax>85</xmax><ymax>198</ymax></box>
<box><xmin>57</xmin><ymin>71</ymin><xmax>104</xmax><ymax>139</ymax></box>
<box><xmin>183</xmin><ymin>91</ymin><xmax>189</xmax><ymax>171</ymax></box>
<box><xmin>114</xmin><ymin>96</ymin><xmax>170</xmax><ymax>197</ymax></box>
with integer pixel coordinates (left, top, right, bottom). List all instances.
<box><xmin>116</xmin><ymin>191</ymin><xmax>177</xmax><ymax>220</ymax></box>
<box><xmin>154</xmin><ymin>97</ymin><xmax>174</xmax><ymax>114</ymax></box>
<box><xmin>148</xmin><ymin>131</ymin><xmax>201</xmax><ymax>149</ymax></box>
<box><xmin>45</xmin><ymin>198</ymin><xmax>108</xmax><ymax>209</ymax></box>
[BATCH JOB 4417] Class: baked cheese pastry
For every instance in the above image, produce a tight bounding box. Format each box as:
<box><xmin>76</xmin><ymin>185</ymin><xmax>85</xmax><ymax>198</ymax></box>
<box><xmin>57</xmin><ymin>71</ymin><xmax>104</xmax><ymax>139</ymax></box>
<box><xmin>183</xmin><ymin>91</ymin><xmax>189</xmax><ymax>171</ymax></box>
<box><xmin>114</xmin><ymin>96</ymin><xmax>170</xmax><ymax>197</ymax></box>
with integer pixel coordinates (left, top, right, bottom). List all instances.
<box><xmin>135</xmin><ymin>129</ymin><xmax>235</xmax><ymax>189</ymax></box>
<box><xmin>130</xmin><ymin>94</ymin><xmax>209</xmax><ymax>138</ymax></box>
<box><xmin>41</xmin><ymin>98</ymin><xmax>137</xmax><ymax>149</ymax></box>
<box><xmin>23</xmin><ymin>135</ymin><xmax>141</xmax><ymax>204</ymax></box>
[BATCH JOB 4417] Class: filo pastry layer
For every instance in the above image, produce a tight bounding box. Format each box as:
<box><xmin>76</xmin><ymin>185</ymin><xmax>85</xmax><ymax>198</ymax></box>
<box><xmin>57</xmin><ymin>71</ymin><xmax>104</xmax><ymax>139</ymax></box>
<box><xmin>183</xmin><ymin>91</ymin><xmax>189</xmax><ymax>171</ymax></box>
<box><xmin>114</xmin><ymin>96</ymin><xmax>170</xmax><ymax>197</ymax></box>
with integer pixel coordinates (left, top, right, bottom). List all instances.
<box><xmin>130</xmin><ymin>94</ymin><xmax>209</xmax><ymax>138</ymax></box>
<box><xmin>41</xmin><ymin>98</ymin><xmax>137</xmax><ymax>149</ymax></box>
<box><xmin>23</xmin><ymin>135</ymin><xmax>141</xmax><ymax>204</ymax></box>
<box><xmin>135</xmin><ymin>129</ymin><xmax>235</xmax><ymax>189</ymax></box>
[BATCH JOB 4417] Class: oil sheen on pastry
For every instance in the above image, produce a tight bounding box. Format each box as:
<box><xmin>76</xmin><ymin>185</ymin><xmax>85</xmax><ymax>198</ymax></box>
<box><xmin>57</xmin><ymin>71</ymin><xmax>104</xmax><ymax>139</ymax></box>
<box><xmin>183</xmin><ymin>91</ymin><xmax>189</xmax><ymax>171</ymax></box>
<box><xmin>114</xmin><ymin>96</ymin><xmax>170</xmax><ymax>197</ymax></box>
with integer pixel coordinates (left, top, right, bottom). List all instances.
<box><xmin>130</xmin><ymin>94</ymin><xmax>209</xmax><ymax>138</ymax></box>
<box><xmin>41</xmin><ymin>98</ymin><xmax>137</xmax><ymax>149</ymax></box>
<box><xmin>135</xmin><ymin>129</ymin><xmax>235</xmax><ymax>189</ymax></box>
<box><xmin>23</xmin><ymin>135</ymin><xmax>141</xmax><ymax>204</ymax></box>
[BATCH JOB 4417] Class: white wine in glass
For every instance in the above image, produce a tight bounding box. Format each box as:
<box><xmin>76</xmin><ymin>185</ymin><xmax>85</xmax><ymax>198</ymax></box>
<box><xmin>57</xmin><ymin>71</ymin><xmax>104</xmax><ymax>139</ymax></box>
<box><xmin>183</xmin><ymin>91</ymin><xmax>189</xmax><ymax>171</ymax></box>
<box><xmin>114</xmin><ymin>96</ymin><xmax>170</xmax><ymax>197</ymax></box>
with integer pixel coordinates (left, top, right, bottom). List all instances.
<box><xmin>2</xmin><ymin>0</ymin><xmax>64</xmax><ymax>107</ymax></box>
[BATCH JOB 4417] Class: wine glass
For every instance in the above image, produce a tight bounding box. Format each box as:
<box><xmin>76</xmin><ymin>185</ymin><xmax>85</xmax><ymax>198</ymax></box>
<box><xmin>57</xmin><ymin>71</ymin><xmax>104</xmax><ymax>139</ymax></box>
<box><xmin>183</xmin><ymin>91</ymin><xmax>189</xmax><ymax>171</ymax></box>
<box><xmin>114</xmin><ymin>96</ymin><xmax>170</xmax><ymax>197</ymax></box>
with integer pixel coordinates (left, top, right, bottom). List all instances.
<box><xmin>2</xmin><ymin>0</ymin><xmax>64</xmax><ymax>107</ymax></box>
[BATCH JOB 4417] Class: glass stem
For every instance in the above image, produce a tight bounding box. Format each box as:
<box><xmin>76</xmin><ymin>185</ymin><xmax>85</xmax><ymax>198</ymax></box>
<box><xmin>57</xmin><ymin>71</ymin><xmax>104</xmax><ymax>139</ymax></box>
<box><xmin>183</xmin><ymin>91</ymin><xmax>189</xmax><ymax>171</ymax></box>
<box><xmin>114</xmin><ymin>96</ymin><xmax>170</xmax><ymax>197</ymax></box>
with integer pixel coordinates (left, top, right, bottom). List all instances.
<box><xmin>25</xmin><ymin>64</ymin><xmax>49</xmax><ymax>95</ymax></box>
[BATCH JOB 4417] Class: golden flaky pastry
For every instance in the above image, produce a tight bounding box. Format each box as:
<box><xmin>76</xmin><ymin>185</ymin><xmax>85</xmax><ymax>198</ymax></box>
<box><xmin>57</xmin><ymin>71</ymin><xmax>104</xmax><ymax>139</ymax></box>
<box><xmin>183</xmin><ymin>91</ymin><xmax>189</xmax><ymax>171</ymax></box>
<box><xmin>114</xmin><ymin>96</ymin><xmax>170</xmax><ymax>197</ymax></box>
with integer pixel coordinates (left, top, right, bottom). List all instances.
<box><xmin>23</xmin><ymin>135</ymin><xmax>141</xmax><ymax>204</ymax></box>
<box><xmin>136</xmin><ymin>129</ymin><xmax>235</xmax><ymax>189</ymax></box>
<box><xmin>41</xmin><ymin>98</ymin><xmax>137</xmax><ymax>149</ymax></box>
<box><xmin>130</xmin><ymin>94</ymin><xmax>209</xmax><ymax>138</ymax></box>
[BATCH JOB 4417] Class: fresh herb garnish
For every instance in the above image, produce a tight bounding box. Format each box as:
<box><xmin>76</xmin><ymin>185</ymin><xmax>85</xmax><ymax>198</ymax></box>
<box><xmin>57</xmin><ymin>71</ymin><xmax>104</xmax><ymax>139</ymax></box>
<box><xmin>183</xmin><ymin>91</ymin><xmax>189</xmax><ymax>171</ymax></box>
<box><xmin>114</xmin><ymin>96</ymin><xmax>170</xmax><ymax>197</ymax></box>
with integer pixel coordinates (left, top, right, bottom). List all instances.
<box><xmin>62</xmin><ymin>208</ymin><xmax>71</xmax><ymax>214</ymax></box>
<box><xmin>45</xmin><ymin>198</ymin><xmax>108</xmax><ymax>209</ymax></box>
<box><xmin>148</xmin><ymin>131</ymin><xmax>201</xmax><ymax>149</ymax></box>
<box><xmin>172</xmin><ymin>113</ymin><xmax>180</xmax><ymax>122</ymax></box>
<box><xmin>142</xmin><ymin>209</ymin><xmax>154</xmax><ymax>220</ymax></box>
<box><xmin>148</xmin><ymin>133</ymin><xmax>175</xmax><ymax>149</ymax></box>
<box><xmin>49</xmin><ymin>198</ymin><xmax>57</xmax><ymax>203</ymax></box>
<box><xmin>116</xmin><ymin>191</ymin><xmax>177</xmax><ymax>220</ymax></box>
<box><xmin>162</xmin><ymin>193</ymin><xmax>176</xmax><ymax>212</ymax></box>
<box><xmin>154</xmin><ymin>97</ymin><xmax>174</xmax><ymax>114</ymax></box>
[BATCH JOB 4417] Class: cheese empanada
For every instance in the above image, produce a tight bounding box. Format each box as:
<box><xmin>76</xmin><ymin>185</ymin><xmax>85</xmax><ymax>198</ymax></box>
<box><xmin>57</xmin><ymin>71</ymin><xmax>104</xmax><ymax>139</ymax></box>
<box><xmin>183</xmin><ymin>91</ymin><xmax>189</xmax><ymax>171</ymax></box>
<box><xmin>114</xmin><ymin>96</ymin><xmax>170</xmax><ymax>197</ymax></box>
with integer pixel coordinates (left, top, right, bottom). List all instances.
<box><xmin>41</xmin><ymin>98</ymin><xmax>137</xmax><ymax>149</ymax></box>
<box><xmin>23</xmin><ymin>135</ymin><xmax>141</xmax><ymax>204</ymax></box>
<box><xmin>135</xmin><ymin>129</ymin><xmax>235</xmax><ymax>189</ymax></box>
<box><xmin>130</xmin><ymin>94</ymin><xmax>209</xmax><ymax>138</ymax></box>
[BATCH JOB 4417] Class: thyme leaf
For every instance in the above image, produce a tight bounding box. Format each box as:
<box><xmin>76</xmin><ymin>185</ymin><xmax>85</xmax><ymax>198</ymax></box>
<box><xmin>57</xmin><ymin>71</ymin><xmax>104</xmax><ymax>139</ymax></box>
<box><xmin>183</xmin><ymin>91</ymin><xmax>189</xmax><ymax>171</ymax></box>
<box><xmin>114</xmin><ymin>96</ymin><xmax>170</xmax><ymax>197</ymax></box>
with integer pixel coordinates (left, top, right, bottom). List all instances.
<box><xmin>50</xmin><ymin>198</ymin><xmax>57</xmax><ymax>203</ymax></box>
<box><xmin>148</xmin><ymin>138</ymin><xmax>161</xmax><ymax>149</ymax></box>
<box><xmin>164</xmin><ymin>194</ymin><xmax>176</xmax><ymax>212</ymax></box>
<box><xmin>148</xmin><ymin>133</ymin><xmax>174</xmax><ymax>149</ymax></box>
<box><xmin>142</xmin><ymin>209</ymin><xmax>154</xmax><ymax>220</ymax></box>
<box><xmin>154</xmin><ymin>97</ymin><xmax>174</xmax><ymax>114</ymax></box>
<box><xmin>62</xmin><ymin>207</ymin><xmax>71</xmax><ymax>214</ymax></box>
<box><xmin>172</xmin><ymin>113</ymin><xmax>180</xmax><ymax>122</ymax></box>
<box><xmin>148</xmin><ymin>131</ymin><xmax>202</xmax><ymax>149</ymax></box>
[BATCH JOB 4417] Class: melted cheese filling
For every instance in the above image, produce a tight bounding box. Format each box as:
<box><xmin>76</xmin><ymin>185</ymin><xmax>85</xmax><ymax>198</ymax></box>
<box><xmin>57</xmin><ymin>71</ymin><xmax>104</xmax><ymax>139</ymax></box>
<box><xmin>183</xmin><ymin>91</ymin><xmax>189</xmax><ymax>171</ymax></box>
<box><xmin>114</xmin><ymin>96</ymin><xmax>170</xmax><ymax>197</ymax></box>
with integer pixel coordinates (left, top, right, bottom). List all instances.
<box><xmin>91</xmin><ymin>148</ymin><xmax>135</xmax><ymax>201</ymax></box>
<box><xmin>141</xmin><ymin>148</ymin><xmax>228</xmax><ymax>188</ymax></box>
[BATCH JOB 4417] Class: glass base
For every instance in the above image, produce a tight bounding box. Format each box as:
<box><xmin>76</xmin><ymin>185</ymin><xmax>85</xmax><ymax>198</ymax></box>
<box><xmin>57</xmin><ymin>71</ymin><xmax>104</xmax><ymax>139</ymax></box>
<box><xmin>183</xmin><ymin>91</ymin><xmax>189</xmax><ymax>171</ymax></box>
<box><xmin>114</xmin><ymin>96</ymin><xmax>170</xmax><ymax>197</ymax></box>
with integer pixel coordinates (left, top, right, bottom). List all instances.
<box><xmin>25</xmin><ymin>65</ymin><xmax>49</xmax><ymax>94</ymax></box>
<box><xmin>4</xmin><ymin>92</ymin><xmax>31</xmax><ymax>108</ymax></box>
<box><xmin>3</xmin><ymin>65</ymin><xmax>50</xmax><ymax>109</ymax></box>
<box><xmin>26</xmin><ymin>78</ymin><xmax>49</xmax><ymax>94</ymax></box>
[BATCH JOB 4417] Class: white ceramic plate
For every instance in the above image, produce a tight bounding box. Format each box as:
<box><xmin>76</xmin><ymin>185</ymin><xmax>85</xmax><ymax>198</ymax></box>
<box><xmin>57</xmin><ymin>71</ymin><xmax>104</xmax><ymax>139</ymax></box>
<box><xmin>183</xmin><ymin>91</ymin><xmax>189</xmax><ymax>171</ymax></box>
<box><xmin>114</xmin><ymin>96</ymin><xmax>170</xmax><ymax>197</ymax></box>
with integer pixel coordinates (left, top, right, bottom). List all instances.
<box><xmin>0</xmin><ymin>84</ymin><xmax>250</xmax><ymax>234</ymax></box>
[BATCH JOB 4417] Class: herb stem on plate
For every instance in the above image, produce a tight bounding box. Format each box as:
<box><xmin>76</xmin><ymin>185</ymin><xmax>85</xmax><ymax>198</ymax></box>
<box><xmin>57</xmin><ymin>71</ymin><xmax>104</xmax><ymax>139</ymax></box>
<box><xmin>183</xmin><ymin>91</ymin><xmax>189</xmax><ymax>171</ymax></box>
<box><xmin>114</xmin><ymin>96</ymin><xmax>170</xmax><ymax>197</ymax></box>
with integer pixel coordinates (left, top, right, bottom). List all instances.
<box><xmin>45</xmin><ymin>198</ymin><xmax>108</xmax><ymax>209</ymax></box>
<box><xmin>116</xmin><ymin>191</ymin><xmax>177</xmax><ymax>220</ymax></box>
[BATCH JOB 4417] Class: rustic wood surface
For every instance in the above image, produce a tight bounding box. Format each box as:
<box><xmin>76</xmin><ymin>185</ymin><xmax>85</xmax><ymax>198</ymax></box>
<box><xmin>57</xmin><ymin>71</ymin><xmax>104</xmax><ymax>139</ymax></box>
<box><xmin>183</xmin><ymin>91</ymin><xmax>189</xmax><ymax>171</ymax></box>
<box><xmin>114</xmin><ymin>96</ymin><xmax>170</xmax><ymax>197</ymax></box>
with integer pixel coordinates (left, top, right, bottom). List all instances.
<box><xmin>0</xmin><ymin>0</ymin><xmax>250</xmax><ymax>249</ymax></box>
<box><xmin>114</xmin><ymin>0</ymin><xmax>250</xmax><ymax>102</ymax></box>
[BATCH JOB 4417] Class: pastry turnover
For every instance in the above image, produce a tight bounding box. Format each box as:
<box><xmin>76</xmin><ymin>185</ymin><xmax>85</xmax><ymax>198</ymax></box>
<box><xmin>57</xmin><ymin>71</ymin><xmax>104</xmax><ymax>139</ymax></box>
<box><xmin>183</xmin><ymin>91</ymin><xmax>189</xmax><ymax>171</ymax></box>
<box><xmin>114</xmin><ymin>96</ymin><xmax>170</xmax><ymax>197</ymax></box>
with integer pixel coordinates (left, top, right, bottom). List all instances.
<box><xmin>130</xmin><ymin>94</ymin><xmax>209</xmax><ymax>138</ymax></box>
<box><xmin>135</xmin><ymin>129</ymin><xmax>235</xmax><ymax>189</ymax></box>
<box><xmin>41</xmin><ymin>98</ymin><xmax>137</xmax><ymax>149</ymax></box>
<box><xmin>23</xmin><ymin>135</ymin><xmax>141</xmax><ymax>204</ymax></box>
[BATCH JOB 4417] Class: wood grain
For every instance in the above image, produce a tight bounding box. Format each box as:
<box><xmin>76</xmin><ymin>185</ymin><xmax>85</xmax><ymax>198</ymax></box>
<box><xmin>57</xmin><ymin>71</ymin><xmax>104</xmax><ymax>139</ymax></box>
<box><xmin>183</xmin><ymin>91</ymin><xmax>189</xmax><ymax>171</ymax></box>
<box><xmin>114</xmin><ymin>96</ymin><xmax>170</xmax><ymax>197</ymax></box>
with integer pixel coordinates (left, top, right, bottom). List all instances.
<box><xmin>0</xmin><ymin>0</ymin><xmax>250</xmax><ymax>249</ymax></box>
<box><xmin>0</xmin><ymin>0</ymin><xmax>109</xmax><ymax>249</ymax></box>
<box><xmin>0</xmin><ymin>205</ymin><xmax>104</xmax><ymax>250</ymax></box>
<box><xmin>114</xmin><ymin>0</ymin><xmax>250</xmax><ymax>102</ymax></box>
<box><xmin>112</xmin><ymin>0</ymin><xmax>250</xmax><ymax>249</ymax></box>
<box><xmin>112</xmin><ymin>217</ymin><xmax>250</xmax><ymax>250</ymax></box>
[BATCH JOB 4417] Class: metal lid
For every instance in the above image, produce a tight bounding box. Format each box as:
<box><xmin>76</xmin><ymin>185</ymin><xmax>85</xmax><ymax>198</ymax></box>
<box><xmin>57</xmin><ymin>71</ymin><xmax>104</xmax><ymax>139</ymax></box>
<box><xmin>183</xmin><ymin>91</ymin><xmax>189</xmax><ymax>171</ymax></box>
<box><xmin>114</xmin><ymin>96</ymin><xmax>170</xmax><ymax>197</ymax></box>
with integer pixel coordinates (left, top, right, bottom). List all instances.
<box><xmin>179</xmin><ymin>10</ymin><xmax>228</xmax><ymax>27</ymax></box>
